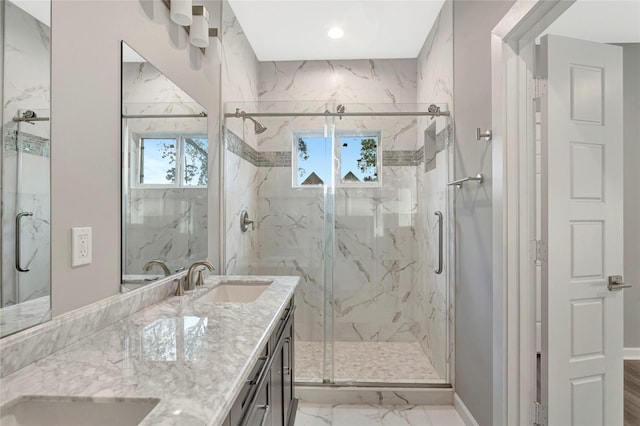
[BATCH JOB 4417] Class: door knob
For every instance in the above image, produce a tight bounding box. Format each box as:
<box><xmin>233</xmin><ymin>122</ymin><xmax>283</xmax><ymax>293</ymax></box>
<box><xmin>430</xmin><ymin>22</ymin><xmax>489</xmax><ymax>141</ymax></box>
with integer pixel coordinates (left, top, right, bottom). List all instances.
<box><xmin>608</xmin><ymin>275</ymin><xmax>632</xmax><ymax>291</ymax></box>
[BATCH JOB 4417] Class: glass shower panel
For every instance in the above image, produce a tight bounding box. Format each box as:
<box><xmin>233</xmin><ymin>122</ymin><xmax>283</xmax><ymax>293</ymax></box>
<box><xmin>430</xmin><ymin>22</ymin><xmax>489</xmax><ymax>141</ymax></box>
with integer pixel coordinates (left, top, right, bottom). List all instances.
<box><xmin>223</xmin><ymin>101</ymin><xmax>334</xmax><ymax>383</ymax></box>
<box><xmin>330</xmin><ymin>103</ymin><xmax>450</xmax><ymax>384</ymax></box>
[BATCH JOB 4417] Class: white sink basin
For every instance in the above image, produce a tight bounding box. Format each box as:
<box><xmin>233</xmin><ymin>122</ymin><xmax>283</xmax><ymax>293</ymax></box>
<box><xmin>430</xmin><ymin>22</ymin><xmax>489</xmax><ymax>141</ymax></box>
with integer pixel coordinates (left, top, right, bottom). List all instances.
<box><xmin>197</xmin><ymin>280</ymin><xmax>272</xmax><ymax>303</ymax></box>
<box><xmin>0</xmin><ymin>396</ymin><xmax>159</xmax><ymax>426</ymax></box>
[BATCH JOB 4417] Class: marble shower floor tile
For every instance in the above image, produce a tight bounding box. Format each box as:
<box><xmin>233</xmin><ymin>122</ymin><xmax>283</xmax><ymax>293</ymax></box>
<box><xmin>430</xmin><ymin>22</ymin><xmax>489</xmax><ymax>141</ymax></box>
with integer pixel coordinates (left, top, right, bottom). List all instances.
<box><xmin>296</xmin><ymin>341</ymin><xmax>441</xmax><ymax>383</ymax></box>
<box><xmin>294</xmin><ymin>403</ymin><xmax>464</xmax><ymax>426</ymax></box>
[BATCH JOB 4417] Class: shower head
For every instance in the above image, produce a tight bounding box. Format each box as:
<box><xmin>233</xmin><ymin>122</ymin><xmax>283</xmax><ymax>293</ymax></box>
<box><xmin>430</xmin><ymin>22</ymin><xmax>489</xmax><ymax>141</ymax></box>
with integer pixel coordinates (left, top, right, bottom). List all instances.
<box><xmin>249</xmin><ymin>117</ymin><xmax>268</xmax><ymax>135</ymax></box>
<box><xmin>237</xmin><ymin>109</ymin><xmax>267</xmax><ymax>135</ymax></box>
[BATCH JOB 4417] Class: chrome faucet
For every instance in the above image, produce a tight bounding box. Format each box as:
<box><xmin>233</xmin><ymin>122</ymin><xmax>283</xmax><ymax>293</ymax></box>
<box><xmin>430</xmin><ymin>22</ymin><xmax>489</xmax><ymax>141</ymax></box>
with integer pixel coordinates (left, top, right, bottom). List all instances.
<box><xmin>143</xmin><ymin>260</ymin><xmax>171</xmax><ymax>276</ymax></box>
<box><xmin>186</xmin><ymin>261</ymin><xmax>215</xmax><ymax>291</ymax></box>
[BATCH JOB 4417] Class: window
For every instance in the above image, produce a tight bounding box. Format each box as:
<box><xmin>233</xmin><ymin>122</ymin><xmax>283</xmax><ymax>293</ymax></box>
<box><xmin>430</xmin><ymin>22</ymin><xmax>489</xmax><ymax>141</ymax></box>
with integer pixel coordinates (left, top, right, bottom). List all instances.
<box><xmin>293</xmin><ymin>131</ymin><xmax>380</xmax><ymax>187</ymax></box>
<box><xmin>339</xmin><ymin>134</ymin><xmax>379</xmax><ymax>183</ymax></box>
<box><xmin>137</xmin><ymin>134</ymin><xmax>208</xmax><ymax>187</ymax></box>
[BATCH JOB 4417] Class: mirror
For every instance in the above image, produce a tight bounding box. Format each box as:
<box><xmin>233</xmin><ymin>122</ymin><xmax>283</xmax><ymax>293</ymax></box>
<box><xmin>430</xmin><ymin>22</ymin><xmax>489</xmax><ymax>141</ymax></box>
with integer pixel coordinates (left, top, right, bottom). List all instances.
<box><xmin>0</xmin><ymin>0</ymin><xmax>52</xmax><ymax>338</ymax></box>
<box><xmin>121</xmin><ymin>42</ymin><xmax>208</xmax><ymax>292</ymax></box>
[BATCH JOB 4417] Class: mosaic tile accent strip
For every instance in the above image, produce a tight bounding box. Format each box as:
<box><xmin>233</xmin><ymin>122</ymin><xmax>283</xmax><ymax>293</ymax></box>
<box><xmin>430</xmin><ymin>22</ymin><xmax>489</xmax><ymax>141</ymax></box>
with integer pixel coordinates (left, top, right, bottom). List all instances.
<box><xmin>258</xmin><ymin>151</ymin><xmax>291</xmax><ymax>167</ymax></box>
<box><xmin>382</xmin><ymin>150</ymin><xmax>422</xmax><ymax>167</ymax></box>
<box><xmin>225</xmin><ymin>128</ymin><xmax>448</xmax><ymax>168</ymax></box>
<box><xmin>3</xmin><ymin>130</ymin><xmax>50</xmax><ymax>158</ymax></box>
<box><xmin>225</xmin><ymin>128</ymin><xmax>291</xmax><ymax>167</ymax></box>
<box><xmin>225</xmin><ymin>127</ymin><xmax>259</xmax><ymax>165</ymax></box>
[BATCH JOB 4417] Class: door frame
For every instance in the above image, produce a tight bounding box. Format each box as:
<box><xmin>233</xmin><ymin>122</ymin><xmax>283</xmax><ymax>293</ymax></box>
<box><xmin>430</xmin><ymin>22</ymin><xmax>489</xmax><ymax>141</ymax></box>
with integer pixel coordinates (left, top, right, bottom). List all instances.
<box><xmin>490</xmin><ymin>1</ymin><xmax>576</xmax><ymax>424</ymax></box>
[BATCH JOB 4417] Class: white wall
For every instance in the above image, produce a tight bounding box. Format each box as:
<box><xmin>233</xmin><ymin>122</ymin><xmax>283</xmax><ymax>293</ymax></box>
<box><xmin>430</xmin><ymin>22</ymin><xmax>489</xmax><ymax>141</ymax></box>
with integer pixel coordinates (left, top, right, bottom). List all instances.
<box><xmin>621</xmin><ymin>43</ymin><xmax>640</xmax><ymax>351</ymax></box>
<box><xmin>51</xmin><ymin>0</ymin><xmax>220</xmax><ymax>315</ymax></box>
<box><xmin>452</xmin><ymin>1</ymin><xmax>515</xmax><ymax>425</ymax></box>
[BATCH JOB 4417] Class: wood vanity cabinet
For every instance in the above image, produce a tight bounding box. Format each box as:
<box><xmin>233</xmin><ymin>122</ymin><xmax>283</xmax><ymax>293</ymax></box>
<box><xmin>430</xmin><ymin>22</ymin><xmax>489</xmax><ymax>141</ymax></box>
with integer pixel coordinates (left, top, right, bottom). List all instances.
<box><xmin>223</xmin><ymin>299</ymin><xmax>297</xmax><ymax>426</ymax></box>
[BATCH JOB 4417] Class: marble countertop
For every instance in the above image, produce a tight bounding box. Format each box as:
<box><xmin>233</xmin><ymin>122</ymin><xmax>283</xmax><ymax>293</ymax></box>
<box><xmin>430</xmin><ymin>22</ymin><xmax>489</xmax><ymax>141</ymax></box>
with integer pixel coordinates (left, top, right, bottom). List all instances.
<box><xmin>0</xmin><ymin>275</ymin><xmax>299</xmax><ymax>426</ymax></box>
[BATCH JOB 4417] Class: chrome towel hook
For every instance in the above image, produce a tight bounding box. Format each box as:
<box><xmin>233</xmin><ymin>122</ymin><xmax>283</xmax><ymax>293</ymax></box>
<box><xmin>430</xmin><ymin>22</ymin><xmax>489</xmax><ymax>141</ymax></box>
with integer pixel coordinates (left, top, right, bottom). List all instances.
<box><xmin>447</xmin><ymin>173</ymin><xmax>484</xmax><ymax>189</ymax></box>
<box><xmin>476</xmin><ymin>128</ymin><xmax>492</xmax><ymax>141</ymax></box>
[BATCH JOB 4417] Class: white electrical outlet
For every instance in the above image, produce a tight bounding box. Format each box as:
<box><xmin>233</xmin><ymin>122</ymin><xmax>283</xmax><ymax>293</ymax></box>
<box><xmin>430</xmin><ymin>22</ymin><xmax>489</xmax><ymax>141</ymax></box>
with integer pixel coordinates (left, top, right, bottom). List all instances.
<box><xmin>71</xmin><ymin>227</ymin><xmax>92</xmax><ymax>267</ymax></box>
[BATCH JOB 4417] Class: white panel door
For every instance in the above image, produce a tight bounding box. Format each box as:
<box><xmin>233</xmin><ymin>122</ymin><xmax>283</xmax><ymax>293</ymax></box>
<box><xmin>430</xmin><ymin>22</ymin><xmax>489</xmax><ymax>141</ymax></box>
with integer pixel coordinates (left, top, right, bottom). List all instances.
<box><xmin>540</xmin><ymin>34</ymin><xmax>624</xmax><ymax>425</ymax></box>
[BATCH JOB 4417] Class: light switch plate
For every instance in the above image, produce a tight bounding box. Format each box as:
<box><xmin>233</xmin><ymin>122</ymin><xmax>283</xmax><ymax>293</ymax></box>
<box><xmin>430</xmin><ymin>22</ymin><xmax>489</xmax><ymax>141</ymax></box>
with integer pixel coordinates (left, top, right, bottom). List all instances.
<box><xmin>71</xmin><ymin>227</ymin><xmax>92</xmax><ymax>267</ymax></box>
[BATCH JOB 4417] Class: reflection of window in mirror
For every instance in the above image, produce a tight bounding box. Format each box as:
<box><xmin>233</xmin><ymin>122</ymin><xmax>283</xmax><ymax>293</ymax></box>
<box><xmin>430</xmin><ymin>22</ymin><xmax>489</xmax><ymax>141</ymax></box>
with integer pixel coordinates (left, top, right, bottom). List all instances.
<box><xmin>137</xmin><ymin>133</ymin><xmax>208</xmax><ymax>187</ymax></box>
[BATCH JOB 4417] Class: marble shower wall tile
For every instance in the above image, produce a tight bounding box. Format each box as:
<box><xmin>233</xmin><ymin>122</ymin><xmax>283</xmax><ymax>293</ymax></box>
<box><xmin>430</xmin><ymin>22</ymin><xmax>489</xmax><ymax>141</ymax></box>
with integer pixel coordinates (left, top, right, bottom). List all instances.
<box><xmin>414</xmin><ymin>0</ymin><xmax>454</xmax><ymax>380</ymax></box>
<box><xmin>224</xmin><ymin>150</ymin><xmax>260</xmax><ymax>275</ymax></box>
<box><xmin>219</xmin><ymin>0</ymin><xmax>262</xmax><ymax>275</ymax></box>
<box><xmin>254</xmin><ymin>167</ymin><xmax>327</xmax><ymax>341</ymax></box>
<box><xmin>257</xmin><ymin>60</ymin><xmax>418</xmax><ymax>151</ymax></box>
<box><xmin>332</xmin><ymin>166</ymin><xmax>418</xmax><ymax>343</ymax></box>
<box><xmin>221</xmin><ymin>0</ymin><xmax>260</xmax><ymax>148</ymax></box>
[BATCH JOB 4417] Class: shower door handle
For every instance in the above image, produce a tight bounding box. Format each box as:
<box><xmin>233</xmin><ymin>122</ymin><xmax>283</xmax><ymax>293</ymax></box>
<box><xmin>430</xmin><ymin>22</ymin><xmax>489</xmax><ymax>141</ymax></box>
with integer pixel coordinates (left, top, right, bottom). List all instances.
<box><xmin>434</xmin><ymin>211</ymin><xmax>443</xmax><ymax>275</ymax></box>
<box><xmin>16</xmin><ymin>212</ymin><xmax>33</xmax><ymax>272</ymax></box>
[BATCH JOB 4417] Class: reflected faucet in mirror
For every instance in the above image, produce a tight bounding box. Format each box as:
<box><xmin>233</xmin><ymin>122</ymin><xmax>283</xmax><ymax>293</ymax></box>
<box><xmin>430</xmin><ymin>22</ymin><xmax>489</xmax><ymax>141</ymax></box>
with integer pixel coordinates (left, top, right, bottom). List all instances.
<box><xmin>143</xmin><ymin>260</ymin><xmax>171</xmax><ymax>277</ymax></box>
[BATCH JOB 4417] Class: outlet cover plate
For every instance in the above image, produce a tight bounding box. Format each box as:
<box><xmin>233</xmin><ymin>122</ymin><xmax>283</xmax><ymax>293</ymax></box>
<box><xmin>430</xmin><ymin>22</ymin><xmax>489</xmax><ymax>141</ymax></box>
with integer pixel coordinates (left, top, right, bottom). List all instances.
<box><xmin>71</xmin><ymin>227</ymin><xmax>92</xmax><ymax>267</ymax></box>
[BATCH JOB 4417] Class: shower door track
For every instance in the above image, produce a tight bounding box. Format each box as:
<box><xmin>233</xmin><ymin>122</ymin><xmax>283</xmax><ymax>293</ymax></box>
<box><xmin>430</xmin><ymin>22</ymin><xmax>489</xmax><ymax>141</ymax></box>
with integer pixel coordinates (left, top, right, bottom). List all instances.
<box><xmin>223</xmin><ymin>110</ymin><xmax>450</xmax><ymax>119</ymax></box>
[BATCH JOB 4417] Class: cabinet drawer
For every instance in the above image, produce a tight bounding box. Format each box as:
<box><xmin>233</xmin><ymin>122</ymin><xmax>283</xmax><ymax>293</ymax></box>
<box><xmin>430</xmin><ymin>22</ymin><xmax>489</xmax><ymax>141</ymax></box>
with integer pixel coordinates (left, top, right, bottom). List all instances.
<box><xmin>243</xmin><ymin>373</ymin><xmax>271</xmax><ymax>426</ymax></box>
<box><xmin>229</xmin><ymin>344</ymin><xmax>268</xmax><ymax>424</ymax></box>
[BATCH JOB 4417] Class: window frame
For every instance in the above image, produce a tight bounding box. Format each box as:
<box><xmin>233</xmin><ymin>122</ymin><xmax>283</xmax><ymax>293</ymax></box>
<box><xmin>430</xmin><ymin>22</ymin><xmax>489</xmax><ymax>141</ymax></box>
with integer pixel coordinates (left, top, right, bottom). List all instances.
<box><xmin>132</xmin><ymin>131</ymin><xmax>208</xmax><ymax>189</ymax></box>
<box><xmin>292</xmin><ymin>129</ymin><xmax>382</xmax><ymax>188</ymax></box>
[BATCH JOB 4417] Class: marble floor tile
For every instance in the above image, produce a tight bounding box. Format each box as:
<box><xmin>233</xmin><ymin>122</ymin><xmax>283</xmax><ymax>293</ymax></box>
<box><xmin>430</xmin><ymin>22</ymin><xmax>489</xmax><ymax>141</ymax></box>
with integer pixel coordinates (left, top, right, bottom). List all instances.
<box><xmin>295</xmin><ymin>403</ymin><xmax>334</xmax><ymax>426</ymax></box>
<box><xmin>296</xmin><ymin>341</ymin><xmax>440</xmax><ymax>383</ymax></box>
<box><xmin>294</xmin><ymin>403</ymin><xmax>464</xmax><ymax>426</ymax></box>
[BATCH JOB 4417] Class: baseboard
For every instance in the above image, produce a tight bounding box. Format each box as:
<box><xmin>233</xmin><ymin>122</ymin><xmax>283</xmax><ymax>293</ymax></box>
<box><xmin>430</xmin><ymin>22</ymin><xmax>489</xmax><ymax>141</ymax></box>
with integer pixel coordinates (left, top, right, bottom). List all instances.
<box><xmin>453</xmin><ymin>393</ymin><xmax>479</xmax><ymax>426</ymax></box>
<box><xmin>624</xmin><ymin>347</ymin><xmax>640</xmax><ymax>360</ymax></box>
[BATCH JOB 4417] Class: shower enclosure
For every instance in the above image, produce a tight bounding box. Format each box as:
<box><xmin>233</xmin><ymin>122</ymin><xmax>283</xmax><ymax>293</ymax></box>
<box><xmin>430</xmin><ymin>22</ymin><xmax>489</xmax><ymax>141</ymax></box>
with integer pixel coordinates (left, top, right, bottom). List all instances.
<box><xmin>223</xmin><ymin>101</ymin><xmax>453</xmax><ymax>385</ymax></box>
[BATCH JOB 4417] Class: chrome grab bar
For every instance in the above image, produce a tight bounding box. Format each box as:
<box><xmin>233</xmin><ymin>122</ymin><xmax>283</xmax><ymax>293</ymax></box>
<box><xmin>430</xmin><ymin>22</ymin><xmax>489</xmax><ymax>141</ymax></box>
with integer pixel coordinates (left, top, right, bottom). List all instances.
<box><xmin>434</xmin><ymin>211</ymin><xmax>443</xmax><ymax>275</ymax></box>
<box><xmin>447</xmin><ymin>173</ymin><xmax>484</xmax><ymax>188</ymax></box>
<box><xmin>15</xmin><ymin>212</ymin><xmax>33</xmax><ymax>272</ymax></box>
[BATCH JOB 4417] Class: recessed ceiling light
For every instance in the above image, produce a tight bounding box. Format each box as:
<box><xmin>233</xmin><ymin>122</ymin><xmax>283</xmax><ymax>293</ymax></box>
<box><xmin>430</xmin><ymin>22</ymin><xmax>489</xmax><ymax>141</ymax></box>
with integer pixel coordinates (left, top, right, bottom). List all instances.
<box><xmin>328</xmin><ymin>27</ymin><xmax>344</xmax><ymax>39</ymax></box>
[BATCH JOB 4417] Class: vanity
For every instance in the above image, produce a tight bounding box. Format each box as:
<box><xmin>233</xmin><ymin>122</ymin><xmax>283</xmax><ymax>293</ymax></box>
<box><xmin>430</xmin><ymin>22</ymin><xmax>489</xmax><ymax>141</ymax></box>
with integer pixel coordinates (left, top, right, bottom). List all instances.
<box><xmin>0</xmin><ymin>275</ymin><xmax>299</xmax><ymax>426</ymax></box>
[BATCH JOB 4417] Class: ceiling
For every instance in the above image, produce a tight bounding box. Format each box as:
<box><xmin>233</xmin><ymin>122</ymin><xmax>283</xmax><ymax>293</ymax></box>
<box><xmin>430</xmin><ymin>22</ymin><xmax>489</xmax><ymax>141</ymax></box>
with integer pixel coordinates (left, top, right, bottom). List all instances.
<box><xmin>7</xmin><ymin>0</ymin><xmax>638</xmax><ymax>61</ymax></box>
<box><xmin>229</xmin><ymin>0</ymin><xmax>640</xmax><ymax>62</ymax></box>
<box><xmin>226</xmin><ymin>0</ymin><xmax>446</xmax><ymax>61</ymax></box>
<box><xmin>540</xmin><ymin>0</ymin><xmax>640</xmax><ymax>44</ymax></box>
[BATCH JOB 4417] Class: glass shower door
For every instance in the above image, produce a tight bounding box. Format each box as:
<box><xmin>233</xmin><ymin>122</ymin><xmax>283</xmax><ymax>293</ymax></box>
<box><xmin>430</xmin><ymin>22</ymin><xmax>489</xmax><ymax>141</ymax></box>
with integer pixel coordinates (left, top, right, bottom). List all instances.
<box><xmin>328</xmin><ymin>103</ymin><xmax>451</xmax><ymax>384</ymax></box>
